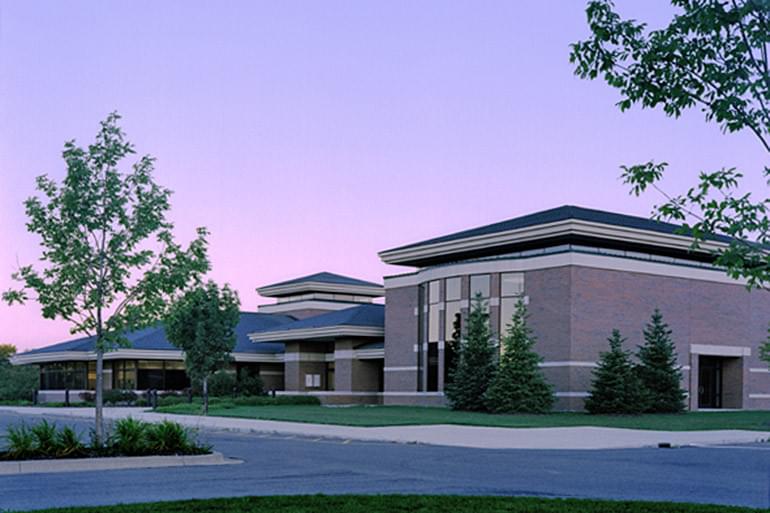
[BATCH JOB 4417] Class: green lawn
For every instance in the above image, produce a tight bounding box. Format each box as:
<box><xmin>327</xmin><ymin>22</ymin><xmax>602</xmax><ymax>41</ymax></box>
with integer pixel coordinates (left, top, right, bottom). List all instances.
<box><xmin>154</xmin><ymin>403</ymin><xmax>770</xmax><ymax>431</ymax></box>
<box><xmin>19</xmin><ymin>495</ymin><xmax>764</xmax><ymax>513</ymax></box>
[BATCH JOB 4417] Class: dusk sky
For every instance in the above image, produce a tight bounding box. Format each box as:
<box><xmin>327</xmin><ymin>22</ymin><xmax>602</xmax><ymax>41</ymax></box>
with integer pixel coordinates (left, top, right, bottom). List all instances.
<box><xmin>1</xmin><ymin>1</ymin><xmax>766</xmax><ymax>351</ymax></box>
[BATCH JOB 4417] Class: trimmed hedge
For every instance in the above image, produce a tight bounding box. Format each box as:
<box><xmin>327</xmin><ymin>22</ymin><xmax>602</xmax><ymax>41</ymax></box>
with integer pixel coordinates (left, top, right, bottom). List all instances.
<box><xmin>231</xmin><ymin>395</ymin><xmax>321</xmax><ymax>406</ymax></box>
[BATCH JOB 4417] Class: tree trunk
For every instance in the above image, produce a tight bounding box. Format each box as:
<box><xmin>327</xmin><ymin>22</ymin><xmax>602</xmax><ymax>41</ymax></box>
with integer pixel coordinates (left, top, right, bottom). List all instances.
<box><xmin>202</xmin><ymin>375</ymin><xmax>209</xmax><ymax>416</ymax></box>
<box><xmin>95</xmin><ymin>348</ymin><xmax>104</xmax><ymax>445</ymax></box>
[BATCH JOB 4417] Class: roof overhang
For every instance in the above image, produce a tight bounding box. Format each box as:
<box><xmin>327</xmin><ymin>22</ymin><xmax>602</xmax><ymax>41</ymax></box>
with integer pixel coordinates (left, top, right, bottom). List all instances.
<box><xmin>249</xmin><ymin>325</ymin><xmax>384</xmax><ymax>343</ymax></box>
<box><xmin>378</xmin><ymin>219</ymin><xmax>727</xmax><ymax>267</ymax></box>
<box><xmin>11</xmin><ymin>349</ymin><xmax>284</xmax><ymax>366</ymax></box>
<box><xmin>257</xmin><ymin>281</ymin><xmax>383</xmax><ymax>298</ymax></box>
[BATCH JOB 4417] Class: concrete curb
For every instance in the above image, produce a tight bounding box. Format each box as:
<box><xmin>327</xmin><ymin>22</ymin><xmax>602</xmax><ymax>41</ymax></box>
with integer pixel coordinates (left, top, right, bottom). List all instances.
<box><xmin>0</xmin><ymin>451</ymin><xmax>240</xmax><ymax>475</ymax></box>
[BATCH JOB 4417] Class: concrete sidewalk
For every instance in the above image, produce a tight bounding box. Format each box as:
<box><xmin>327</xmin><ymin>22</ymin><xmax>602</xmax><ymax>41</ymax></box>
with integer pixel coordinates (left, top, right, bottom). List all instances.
<box><xmin>2</xmin><ymin>406</ymin><xmax>768</xmax><ymax>450</ymax></box>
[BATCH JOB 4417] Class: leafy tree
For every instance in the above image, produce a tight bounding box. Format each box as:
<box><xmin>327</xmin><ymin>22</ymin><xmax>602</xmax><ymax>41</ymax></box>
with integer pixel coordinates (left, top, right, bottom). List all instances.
<box><xmin>2</xmin><ymin>113</ymin><xmax>210</xmax><ymax>443</ymax></box>
<box><xmin>636</xmin><ymin>309</ymin><xmax>687</xmax><ymax>413</ymax></box>
<box><xmin>0</xmin><ymin>364</ymin><xmax>39</xmax><ymax>402</ymax></box>
<box><xmin>164</xmin><ymin>281</ymin><xmax>240</xmax><ymax>415</ymax></box>
<box><xmin>484</xmin><ymin>299</ymin><xmax>554</xmax><ymax>414</ymax></box>
<box><xmin>0</xmin><ymin>344</ymin><xmax>16</xmax><ymax>362</ymax></box>
<box><xmin>0</xmin><ymin>344</ymin><xmax>38</xmax><ymax>403</ymax></box>
<box><xmin>445</xmin><ymin>293</ymin><xmax>496</xmax><ymax>412</ymax></box>
<box><xmin>570</xmin><ymin>1</ymin><xmax>770</xmax><ymax>289</ymax></box>
<box><xmin>585</xmin><ymin>329</ymin><xmax>647</xmax><ymax>414</ymax></box>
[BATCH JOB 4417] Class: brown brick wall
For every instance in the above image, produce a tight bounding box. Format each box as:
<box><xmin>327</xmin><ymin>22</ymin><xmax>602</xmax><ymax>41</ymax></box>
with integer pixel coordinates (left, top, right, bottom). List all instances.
<box><xmin>384</xmin><ymin>285</ymin><xmax>419</xmax><ymax>392</ymax></box>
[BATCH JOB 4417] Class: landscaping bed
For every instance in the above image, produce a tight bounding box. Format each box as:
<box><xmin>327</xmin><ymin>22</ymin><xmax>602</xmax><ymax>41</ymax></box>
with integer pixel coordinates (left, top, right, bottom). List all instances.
<box><xmin>0</xmin><ymin>418</ymin><xmax>210</xmax><ymax>461</ymax></box>
<box><xmin>16</xmin><ymin>495</ymin><xmax>764</xmax><ymax>513</ymax></box>
<box><xmin>153</xmin><ymin>404</ymin><xmax>770</xmax><ymax>431</ymax></box>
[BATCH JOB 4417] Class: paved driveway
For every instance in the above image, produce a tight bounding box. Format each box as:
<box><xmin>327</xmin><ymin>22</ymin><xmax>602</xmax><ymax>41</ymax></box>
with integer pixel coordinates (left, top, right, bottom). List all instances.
<box><xmin>1</xmin><ymin>410</ymin><xmax>769</xmax><ymax>511</ymax></box>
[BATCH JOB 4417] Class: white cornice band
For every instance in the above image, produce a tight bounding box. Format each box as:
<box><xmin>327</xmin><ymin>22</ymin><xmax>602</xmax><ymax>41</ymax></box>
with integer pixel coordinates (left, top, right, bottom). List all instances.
<box><xmin>690</xmin><ymin>344</ymin><xmax>751</xmax><ymax>357</ymax></box>
<box><xmin>383</xmin><ymin>251</ymin><xmax>747</xmax><ymax>289</ymax></box>
<box><xmin>257</xmin><ymin>281</ymin><xmax>383</xmax><ymax>298</ymax></box>
<box><xmin>249</xmin><ymin>325</ymin><xmax>384</xmax><ymax>343</ymax></box>
<box><xmin>11</xmin><ymin>349</ymin><xmax>284</xmax><ymax>366</ymax></box>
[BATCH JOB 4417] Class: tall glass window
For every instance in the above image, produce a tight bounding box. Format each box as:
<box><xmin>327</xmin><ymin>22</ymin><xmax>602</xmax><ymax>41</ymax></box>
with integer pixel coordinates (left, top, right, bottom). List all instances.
<box><xmin>137</xmin><ymin>360</ymin><xmax>164</xmax><ymax>390</ymax></box>
<box><xmin>500</xmin><ymin>273</ymin><xmax>525</xmax><ymax>336</ymax></box>
<box><xmin>443</xmin><ymin>301</ymin><xmax>462</xmax><ymax>387</ymax></box>
<box><xmin>445</xmin><ymin>277</ymin><xmax>461</xmax><ymax>301</ymax></box>
<box><xmin>470</xmin><ymin>274</ymin><xmax>490</xmax><ymax>299</ymax></box>
<box><xmin>428</xmin><ymin>280</ymin><xmax>441</xmax><ymax>342</ymax></box>
<box><xmin>113</xmin><ymin>361</ymin><xmax>137</xmax><ymax>389</ymax></box>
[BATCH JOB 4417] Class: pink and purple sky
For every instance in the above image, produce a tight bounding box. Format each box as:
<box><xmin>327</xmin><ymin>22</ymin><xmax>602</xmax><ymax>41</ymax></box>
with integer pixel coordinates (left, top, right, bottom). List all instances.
<box><xmin>1</xmin><ymin>1</ymin><xmax>766</xmax><ymax>351</ymax></box>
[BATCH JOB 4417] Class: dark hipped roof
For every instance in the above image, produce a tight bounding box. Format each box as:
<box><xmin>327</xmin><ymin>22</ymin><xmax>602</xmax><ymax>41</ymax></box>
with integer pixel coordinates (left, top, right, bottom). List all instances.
<box><xmin>254</xmin><ymin>304</ymin><xmax>384</xmax><ymax>335</ymax></box>
<box><xmin>385</xmin><ymin>205</ymin><xmax>732</xmax><ymax>253</ymax></box>
<box><xmin>260</xmin><ymin>272</ymin><xmax>382</xmax><ymax>289</ymax></box>
<box><xmin>21</xmin><ymin>312</ymin><xmax>295</xmax><ymax>356</ymax></box>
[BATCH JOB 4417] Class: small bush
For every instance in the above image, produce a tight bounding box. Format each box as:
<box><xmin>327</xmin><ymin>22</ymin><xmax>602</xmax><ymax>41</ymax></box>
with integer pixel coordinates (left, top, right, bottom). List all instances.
<box><xmin>56</xmin><ymin>426</ymin><xmax>86</xmax><ymax>458</ymax></box>
<box><xmin>79</xmin><ymin>391</ymin><xmax>95</xmax><ymax>402</ymax></box>
<box><xmin>79</xmin><ymin>390</ymin><xmax>138</xmax><ymax>406</ymax></box>
<box><xmin>104</xmin><ymin>389</ymin><xmax>138</xmax><ymax>405</ymax></box>
<box><xmin>207</xmin><ymin>370</ymin><xmax>237</xmax><ymax>397</ymax></box>
<box><xmin>109</xmin><ymin>417</ymin><xmax>149</xmax><ymax>456</ymax></box>
<box><xmin>237</xmin><ymin>370</ymin><xmax>264</xmax><ymax>396</ymax></box>
<box><xmin>5</xmin><ymin>424</ymin><xmax>35</xmax><ymax>459</ymax></box>
<box><xmin>145</xmin><ymin>420</ymin><xmax>202</xmax><ymax>455</ymax></box>
<box><xmin>157</xmin><ymin>394</ymin><xmax>188</xmax><ymax>407</ymax></box>
<box><xmin>30</xmin><ymin>420</ymin><xmax>59</xmax><ymax>458</ymax></box>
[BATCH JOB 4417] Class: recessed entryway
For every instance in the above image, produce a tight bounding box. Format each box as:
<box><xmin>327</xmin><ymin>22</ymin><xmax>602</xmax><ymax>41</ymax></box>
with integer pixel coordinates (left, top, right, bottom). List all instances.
<box><xmin>698</xmin><ymin>355</ymin><xmax>743</xmax><ymax>409</ymax></box>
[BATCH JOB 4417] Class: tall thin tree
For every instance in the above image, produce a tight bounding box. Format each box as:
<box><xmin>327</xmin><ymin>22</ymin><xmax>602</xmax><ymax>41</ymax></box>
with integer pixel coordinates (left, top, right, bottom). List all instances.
<box><xmin>3</xmin><ymin>113</ymin><xmax>210</xmax><ymax>443</ymax></box>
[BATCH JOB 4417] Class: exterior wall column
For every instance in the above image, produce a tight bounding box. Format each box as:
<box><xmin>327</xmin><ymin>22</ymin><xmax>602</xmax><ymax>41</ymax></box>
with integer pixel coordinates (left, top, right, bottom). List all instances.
<box><xmin>334</xmin><ymin>340</ymin><xmax>355</xmax><ymax>393</ymax></box>
<box><xmin>283</xmin><ymin>342</ymin><xmax>302</xmax><ymax>391</ymax></box>
<box><xmin>383</xmin><ymin>285</ymin><xmax>420</xmax><ymax>401</ymax></box>
<box><xmin>689</xmin><ymin>352</ymin><xmax>699</xmax><ymax>411</ymax></box>
<box><xmin>284</xmin><ymin>342</ymin><xmax>328</xmax><ymax>392</ymax></box>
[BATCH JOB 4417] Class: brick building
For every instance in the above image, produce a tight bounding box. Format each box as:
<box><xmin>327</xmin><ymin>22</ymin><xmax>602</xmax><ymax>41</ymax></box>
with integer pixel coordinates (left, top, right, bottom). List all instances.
<box><xmin>13</xmin><ymin>206</ymin><xmax>770</xmax><ymax>410</ymax></box>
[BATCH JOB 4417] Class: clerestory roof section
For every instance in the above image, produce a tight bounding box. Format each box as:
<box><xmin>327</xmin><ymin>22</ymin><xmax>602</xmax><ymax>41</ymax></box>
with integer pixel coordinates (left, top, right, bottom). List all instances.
<box><xmin>256</xmin><ymin>272</ymin><xmax>383</xmax><ymax>298</ymax></box>
<box><xmin>248</xmin><ymin>303</ymin><xmax>384</xmax><ymax>343</ymax></box>
<box><xmin>378</xmin><ymin>205</ymin><xmax>731</xmax><ymax>268</ymax></box>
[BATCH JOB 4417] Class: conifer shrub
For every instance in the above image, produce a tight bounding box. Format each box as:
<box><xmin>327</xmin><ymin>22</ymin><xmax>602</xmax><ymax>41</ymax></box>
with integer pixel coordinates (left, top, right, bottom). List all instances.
<box><xmin>484</xmin><ymin>299</ymin><xmax>554</xmax><ymax>414</ymax></box>
<box><xmin>585</xmin><ymin>329</ymin><xmax>646</xmax><ymax>415</ymax></box>
<box><xmin>636</xmin><ymin>309</ymin><xmax>686</xmax><ymax>413</ymax></box>
<box><xmin>445</xmin><ymin>293</ymin><xmax>496</xmax><ymax>411</ymax></box>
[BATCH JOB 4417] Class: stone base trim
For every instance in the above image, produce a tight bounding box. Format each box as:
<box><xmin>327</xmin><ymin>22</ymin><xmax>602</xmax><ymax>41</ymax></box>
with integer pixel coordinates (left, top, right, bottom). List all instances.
<box><xmin>0</xmin><ymin>451</ymin><xmax>239</xmax><ymax>475</ymax></box>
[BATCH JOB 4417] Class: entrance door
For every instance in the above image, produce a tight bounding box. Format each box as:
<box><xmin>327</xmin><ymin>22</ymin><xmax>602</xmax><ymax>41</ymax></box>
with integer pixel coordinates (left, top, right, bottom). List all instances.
<box><xmin>698</xmin><ymin>356</ymin><xmax>723</xmax><ymax>408</ymax></box>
